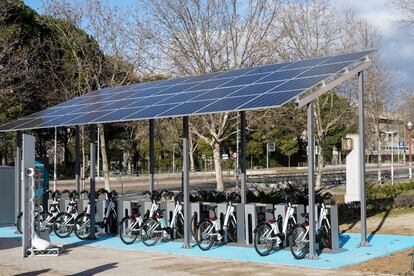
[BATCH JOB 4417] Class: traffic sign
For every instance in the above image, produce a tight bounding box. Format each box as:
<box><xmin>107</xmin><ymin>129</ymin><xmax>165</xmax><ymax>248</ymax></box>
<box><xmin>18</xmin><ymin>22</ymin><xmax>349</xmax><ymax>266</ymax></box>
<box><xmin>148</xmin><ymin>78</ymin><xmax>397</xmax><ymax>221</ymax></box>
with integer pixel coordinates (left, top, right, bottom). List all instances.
<box><xmin>399</xmin><ymin>141</ymin><xmax>405</xmax><ymax>149</ymax></box>
<box><xmin>222</xmin><ymin>154</ymin><xmax>229</xmax><ymax>160</ymax></box>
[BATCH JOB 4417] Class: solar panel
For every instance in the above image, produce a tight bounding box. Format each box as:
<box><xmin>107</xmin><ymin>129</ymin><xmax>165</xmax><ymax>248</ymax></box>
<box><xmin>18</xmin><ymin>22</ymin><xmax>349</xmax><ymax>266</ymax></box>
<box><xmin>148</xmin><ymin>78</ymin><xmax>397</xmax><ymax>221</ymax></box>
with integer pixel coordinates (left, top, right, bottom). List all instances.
<box><xmin>0</xmin><ymin>50</ymin><xmax>374</xmax><ymax>131</ymax></box>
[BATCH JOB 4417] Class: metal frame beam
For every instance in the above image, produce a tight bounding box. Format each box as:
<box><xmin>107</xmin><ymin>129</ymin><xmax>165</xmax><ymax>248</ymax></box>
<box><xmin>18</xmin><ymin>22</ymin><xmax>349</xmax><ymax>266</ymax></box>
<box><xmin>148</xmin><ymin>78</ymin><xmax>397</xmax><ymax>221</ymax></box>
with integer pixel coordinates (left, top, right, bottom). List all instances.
<box><xmin>182</xmin><ymin>116</ymin><xmax>191</xmax><ymax>248</ymax></box>
<box><xmin>149</xmin><ymin>119</ymin><xmax>155</xmax><ymax>192</ymax></box>
<box><xmin>307</xmin><ymin>102</ymin><xmax>318</xmax><ymax>259</ymax></box>
<box><xmin>298</xmin><ymin>60</ymin><xmax>372</xmax><ymax>108</ymax></box>
<box><xmin>239</xmin><ymin>111</ymin><xmax>247</xmax><ymax>204</ymax></box>
<box><xmin>358</xmin><ymin>70</ymin><xmax>369</xmax><ymax>247</ymax></box>
<box><xmin>88</xmin><ymin>125</ymin><xmax>97</xmax><ymax>240</ymax></box>
<box><xmin>75</xmin><ymin>126</ymin><xmax>80</xmax><ymax>193</ymax></box>
<box><xmin>15</xmin><ymin>131</ymin><xmax>22</xmax><ymax>218</ymax></box>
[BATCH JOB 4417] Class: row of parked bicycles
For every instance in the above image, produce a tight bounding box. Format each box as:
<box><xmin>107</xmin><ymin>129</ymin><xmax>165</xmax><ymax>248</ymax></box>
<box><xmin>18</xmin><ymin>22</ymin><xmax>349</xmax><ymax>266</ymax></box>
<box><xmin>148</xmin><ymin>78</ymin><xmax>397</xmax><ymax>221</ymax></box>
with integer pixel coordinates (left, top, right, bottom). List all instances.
<box><xmin>17</xmin><ymin>188</ymin><xmax>333</xmax><ymax>260</ymax></box>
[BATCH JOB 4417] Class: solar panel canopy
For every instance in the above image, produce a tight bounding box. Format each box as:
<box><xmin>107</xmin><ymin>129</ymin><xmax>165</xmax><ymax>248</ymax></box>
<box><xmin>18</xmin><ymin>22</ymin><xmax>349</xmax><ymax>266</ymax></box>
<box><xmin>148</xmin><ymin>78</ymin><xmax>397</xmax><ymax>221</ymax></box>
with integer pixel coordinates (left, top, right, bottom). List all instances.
<box><xmin>0</xmin><ymin>50</ymin><xmax>374</xmax><ymax>132</ymax></box>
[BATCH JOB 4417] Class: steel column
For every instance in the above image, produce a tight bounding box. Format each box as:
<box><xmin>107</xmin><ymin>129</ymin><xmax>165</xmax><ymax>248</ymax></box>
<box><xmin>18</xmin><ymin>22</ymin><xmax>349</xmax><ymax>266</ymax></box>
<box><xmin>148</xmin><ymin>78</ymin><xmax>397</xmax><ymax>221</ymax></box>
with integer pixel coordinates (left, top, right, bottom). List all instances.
<box><xmin>307</xmin><ymin>102</ymin><xmax>318</xmax><ymax>259</ymax></box>
<box><xmin>149</xmin><ymin>119</ymin><xmax>155</xmax><ymax>192</ymax></box>
<box><xmin>239</xmin><ymin>111</ymin><xmax>247</xmax><ymax>204</ymax></box>
<box><xmin>182</xmin><ymin>116</ymin><xmax>191</xmax><ymax>248</ymax></box>
<box><xmin>75</xmin><ymin>126</ymin><xmax>80</xmax><ymax>193</ymax></box>
<box><xmin>88</xmin><ymin>125</ymin><xmax>97</xmax><ymax>239</ymax></box>
<box><xmin>53</xmin><ymin>127</ymin><xmax>57</xmax><ymax>191</ymax></box>
<box><xmin>15</xmin><ymin>131</ymin><xmax>22</xmax><ymax>217</ymax></box>
<box><xmin>358</xmin><ymin>71</ymin><xmax>369</xmax><ymax>247</ymax></box>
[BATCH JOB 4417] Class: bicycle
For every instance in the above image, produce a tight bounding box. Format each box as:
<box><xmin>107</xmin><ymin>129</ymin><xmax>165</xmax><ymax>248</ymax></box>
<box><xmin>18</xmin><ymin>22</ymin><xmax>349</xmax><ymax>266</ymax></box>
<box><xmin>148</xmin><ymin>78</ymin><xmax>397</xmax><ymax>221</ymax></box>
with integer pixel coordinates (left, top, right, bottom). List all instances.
<box><xmin>53</xmin><ymin>190</ymin><xmax>79</xmax><ymax>238</ymax></box>
<box><xmin>16</xmin><ymin>190</ymin><xmax>62</xmax><ymax>234</ymax></box>
<box><xmin>119</xmin><ymin>190</ymin><xmax>160</xmax><ymax>245</ymax></box>
<box><xmin>253</xmin><ymin>195</ymin><xmax>297</xmax><ymax>256</ymax></box>
<box><xmin>194</xmin><ymin>192</ymin><xmax>239</xmax><ymax>251</ymax></box>
<box><xmin>289</xmin><ymin>193</ymin><xmax>333</xmax><ymax>259</ymax></box>
<box><xmin>74</xmin><ymin>189</ymin><xmax>118</xmax><ymax>240</ymax></box>
<box><xmin>140</xmin><ymin>191</ymin><xmax>185</xmax><ymax>246</ymax></box>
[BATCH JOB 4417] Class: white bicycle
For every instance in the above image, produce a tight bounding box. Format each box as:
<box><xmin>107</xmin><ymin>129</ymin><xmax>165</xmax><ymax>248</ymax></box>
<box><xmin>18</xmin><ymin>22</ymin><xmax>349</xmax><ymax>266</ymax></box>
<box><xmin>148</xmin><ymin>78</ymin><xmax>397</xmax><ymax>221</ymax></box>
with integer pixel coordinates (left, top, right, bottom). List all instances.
<box><xmin>290</xmin><ymin>193</ymin><xmax>333</xmax><ymax>259</ymax></box>
<box><xmin>119</xmin><ymin>190</ymin><xmax>160</xmax><ymax>245</ymax></box>
<box><xmin>253</xmin><ymin>198</ymin><xmax>297</xmax><ymax>256</ymax></box>
<box><xmin>140</xmin><ymin>191</ymin><xmax>185</xmax><ymax>246</ymax></box>
<box><xmin>195</xmin><ymin>192</ymin><xmax>239</xmax><ymax>251</ymax></box>
<box><xmin>53</xmin><ymin>190</ymin><xmax>79</xmax><ymax>238</ymax></box>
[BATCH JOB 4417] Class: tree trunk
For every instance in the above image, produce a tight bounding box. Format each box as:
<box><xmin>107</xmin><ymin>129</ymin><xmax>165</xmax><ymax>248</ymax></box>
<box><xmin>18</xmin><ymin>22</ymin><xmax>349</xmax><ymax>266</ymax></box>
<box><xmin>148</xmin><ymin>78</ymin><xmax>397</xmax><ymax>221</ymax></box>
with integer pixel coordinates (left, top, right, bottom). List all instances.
<box><xmin>212</xmin><ymin>141</ymin><xmax>224</xmax><ymax>191</ymax></box>
<box><xmin>98</xmin><ymin>124</ymin><xmax>110</xmax><ymax>191</ymax></box>
<box><xmin>189</xmin><ymin>136</ymin><xmax>195</xmax><ymax>172</ymax></box>
<box><xmin>315</xmin><ymin>144</ymin><xmax>324</xmax><ymax>190</ymax></box>
<box><xmin>288</xmin><ymin>156</ymin><xmax>291</xmax><ymax>168</ymax></box>
<box><xmin>377</xmin><ymin>139</ymin><xmax>382</xmax><ymax>182</ymax></box>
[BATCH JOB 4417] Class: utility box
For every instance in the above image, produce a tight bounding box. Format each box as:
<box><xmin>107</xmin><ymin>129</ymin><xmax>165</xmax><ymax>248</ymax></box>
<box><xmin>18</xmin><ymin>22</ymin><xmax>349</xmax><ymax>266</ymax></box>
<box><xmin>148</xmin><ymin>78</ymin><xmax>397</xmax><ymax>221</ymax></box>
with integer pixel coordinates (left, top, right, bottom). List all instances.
<box><xmin>0</xmin><ymin>166</ymin><xmax>15</xmax><ymax>225</ymax></box>
<box><xmin>344</xmin><ymin>134</ymin><xmax>361</xmax><ymax>203</ymax></box>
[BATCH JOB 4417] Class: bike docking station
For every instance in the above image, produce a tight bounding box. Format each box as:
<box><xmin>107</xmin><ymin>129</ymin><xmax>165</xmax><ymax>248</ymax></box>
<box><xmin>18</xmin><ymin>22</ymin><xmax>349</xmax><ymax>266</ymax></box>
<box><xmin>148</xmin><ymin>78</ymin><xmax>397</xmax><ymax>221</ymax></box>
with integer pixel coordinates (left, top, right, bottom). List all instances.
<box><xmin>190</xmin><ymin>202</ymin><xmax>217</xmax><ymax>242</ymax></box>
<box><xmin>244</xmin><ymin>203</ymin><xmax>273</xmax><ymax>244</ymax></box>
<box><xmin>21</xmin><ymin>133</ymin><xmax>63</xmax><ymax>257</ymax></box>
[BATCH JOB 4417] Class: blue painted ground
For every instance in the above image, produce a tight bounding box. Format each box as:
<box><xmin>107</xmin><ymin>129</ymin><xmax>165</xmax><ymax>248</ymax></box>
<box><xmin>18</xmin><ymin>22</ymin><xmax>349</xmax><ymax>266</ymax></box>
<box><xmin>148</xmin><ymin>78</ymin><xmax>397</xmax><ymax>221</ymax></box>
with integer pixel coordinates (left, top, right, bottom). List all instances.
<box><xmin>1</xmin><ymin>227</ymin><xmax>413</xmax><ymax>269</ymax></box>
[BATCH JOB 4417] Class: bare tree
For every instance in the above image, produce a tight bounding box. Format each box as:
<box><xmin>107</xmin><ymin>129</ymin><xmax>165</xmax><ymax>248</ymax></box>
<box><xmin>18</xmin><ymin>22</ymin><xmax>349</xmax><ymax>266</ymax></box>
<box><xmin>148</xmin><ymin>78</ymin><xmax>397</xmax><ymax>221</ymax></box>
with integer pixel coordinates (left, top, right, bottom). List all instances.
<box><xmin>141</xmin><ymin>0</ymin><xmax>284</xmax><ymax>191</ymax></box>
<box><xmin>392</xmin><ymin>0</ymin><xmax>414</xmax><ymax>34</ymax></box>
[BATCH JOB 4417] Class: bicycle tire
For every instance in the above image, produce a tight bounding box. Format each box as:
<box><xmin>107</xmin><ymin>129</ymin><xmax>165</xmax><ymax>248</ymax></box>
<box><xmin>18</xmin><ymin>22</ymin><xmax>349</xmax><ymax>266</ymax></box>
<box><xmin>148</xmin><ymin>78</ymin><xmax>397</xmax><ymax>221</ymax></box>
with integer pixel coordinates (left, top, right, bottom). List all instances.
<box><xmin>39</xmin><ymin>211</ymin><xmax>53</xmax><ymax>234</ymax></box>
<box><xmin>141</xmin><ymin>218</ymin><xmax>160</xmax><ymax>246</ymax></box>
<box><xmin>195</xmin><ymin>220</ymin><xmax>215</xmax><ymax>251</ymax></box>
<box><xmin>119</xmin><ymin>216</ymin><xmax>139</xmax><ymax>245</ymax></box>
<box><xmin>176</xmin><ymin>214</ymin><xmax>184</xmax><ymax>239</ymax></box>
<box><xmin>54</xmin><ymin>212</ymin><xmax>74</xmax><ymax>238</ymax></box>
<box><xmin>16</xmin><ymin>212</ymin><xmax>23</xmax><ymax>234</ymax></box>
<box><xmin>227</xmin><ymin>217</ymin><xmax>237</xmax><ymax>242</ymax></box>
<box><xmin>254</xmin><ymin>223</ymin><xmax>274</xmax><ymax>256</ymax></box>
<box><xmin>290</xmin><ymin>224</ymin><xmax>309</xmax><ymax>259</ymax></box>
<box><xmin>320</xmin><ymin>219</ymin><xmax>332</xmax><ymax>249</ymax></box>
<box><xmin>74</xmin><ymin>213</ymin><xmax>91</xmax><ymax>240</ymax></box>
<box><xmin>190</xmin><ymin>213</ymin><xmax>197</xmax><ymax>238</ymax></box>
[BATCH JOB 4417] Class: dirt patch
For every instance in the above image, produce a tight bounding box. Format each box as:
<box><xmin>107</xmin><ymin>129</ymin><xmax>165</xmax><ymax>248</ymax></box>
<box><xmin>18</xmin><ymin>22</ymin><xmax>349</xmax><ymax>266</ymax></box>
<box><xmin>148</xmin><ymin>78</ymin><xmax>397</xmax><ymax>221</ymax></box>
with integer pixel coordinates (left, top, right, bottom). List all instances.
<box><xmin>0</xmin><ymin>264</ymin><xmax>63</xmax><ymax>276</ymax></box>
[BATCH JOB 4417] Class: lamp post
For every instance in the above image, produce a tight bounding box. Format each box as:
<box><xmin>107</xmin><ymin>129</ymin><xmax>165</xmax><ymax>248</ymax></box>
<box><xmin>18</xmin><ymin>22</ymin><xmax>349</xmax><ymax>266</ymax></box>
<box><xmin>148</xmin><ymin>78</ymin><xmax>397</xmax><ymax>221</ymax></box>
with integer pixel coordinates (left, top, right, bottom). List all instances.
<box><xmin>385</xmin><ymin>131</ymin><xmax>395</xmax><ymax>185</ymax></box>
<box><xmin>406</xmin><ymin>121</ymin><xmax>413</xmax><ymax>180</ymax></box>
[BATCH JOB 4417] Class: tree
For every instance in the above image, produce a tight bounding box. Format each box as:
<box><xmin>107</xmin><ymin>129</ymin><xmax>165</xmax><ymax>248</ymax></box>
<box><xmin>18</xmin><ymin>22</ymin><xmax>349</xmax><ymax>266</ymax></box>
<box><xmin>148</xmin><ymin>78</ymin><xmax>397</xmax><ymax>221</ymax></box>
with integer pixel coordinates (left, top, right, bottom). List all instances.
<box><xmin>278</xmin><ymin>134</ymin><xmax>299</xmax><ymax>167</ymax></box>
<box><xmin>142</xmin><ymin>0</ymin><xmax>285</xmax><ymax>191</ymax></box>
<box><xmin>393</xmin><ymin>0</ymin><xmax>414</xmax><ymax>34</ymax></box>
<box><xmin>246</xmin><ymin>140</ymin><xmax>263</xmax><ymax>169</ymax></box>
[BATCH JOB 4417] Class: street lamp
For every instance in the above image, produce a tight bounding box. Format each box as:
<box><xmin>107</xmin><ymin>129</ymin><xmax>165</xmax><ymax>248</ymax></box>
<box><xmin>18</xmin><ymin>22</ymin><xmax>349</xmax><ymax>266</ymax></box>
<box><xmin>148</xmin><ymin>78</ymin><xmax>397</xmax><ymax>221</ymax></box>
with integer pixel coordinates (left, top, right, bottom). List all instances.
<box><xmin>406</xmin><ymin>121</ymin><xmax>413</xmax><ymax>179</ymax></box>
<box><xmin>385</xmin><ymin>131</ymin><xmax>396</xmax><ymax>185</ymax></box>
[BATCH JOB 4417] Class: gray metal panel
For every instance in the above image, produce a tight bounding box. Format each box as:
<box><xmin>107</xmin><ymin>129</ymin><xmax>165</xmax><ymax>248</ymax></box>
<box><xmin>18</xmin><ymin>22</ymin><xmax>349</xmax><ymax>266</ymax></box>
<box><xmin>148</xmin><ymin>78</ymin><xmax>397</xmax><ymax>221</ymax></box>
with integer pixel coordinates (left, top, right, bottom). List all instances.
<box><xmin>0</xmin><ymin>166</ymin><xmax>15</xmax><ymax>225</ymax></box>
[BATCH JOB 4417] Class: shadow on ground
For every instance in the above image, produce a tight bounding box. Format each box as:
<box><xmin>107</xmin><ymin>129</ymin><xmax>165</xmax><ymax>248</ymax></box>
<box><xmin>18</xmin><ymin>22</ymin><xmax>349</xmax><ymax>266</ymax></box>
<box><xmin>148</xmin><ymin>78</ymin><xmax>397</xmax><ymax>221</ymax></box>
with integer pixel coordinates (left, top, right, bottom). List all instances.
<box><xmin>0</xmin><ymin>237</ymin><xmax>21</xmax><ymax>250</ymax></box>
<box><xmin>69</xmin><ymin>262</ymin><xmax>118</xmax><ymax>275</ymax></box>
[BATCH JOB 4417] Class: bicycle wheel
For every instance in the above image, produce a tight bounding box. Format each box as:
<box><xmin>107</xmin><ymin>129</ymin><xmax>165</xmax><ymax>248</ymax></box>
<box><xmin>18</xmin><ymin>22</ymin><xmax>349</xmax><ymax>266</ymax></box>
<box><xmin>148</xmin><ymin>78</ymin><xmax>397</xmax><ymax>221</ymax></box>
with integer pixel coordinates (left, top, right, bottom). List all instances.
<box><xmin>108</xmin><ymin>211</ymin><xmax>117</xmax><ymax>234</ymax></box>
<box><xmin>75</xmin><ymin>213</ymin><xmax>91</xmax><ymax>240</ymax></box>
<box><xmin>39</xmin><ymin>211</ymin><xmax>54</xmax><ymax>234</ymax></box>
<box><xmin>54</xmin><ymin>213</ymin><xmax>74</xmax><ymax>238</ymax></box>
<box><xmin>141</xmin><ymin>218</ymin><xmax>160</xmax><ymax>246</ymax></box>
<box><xmin>254</xmin><ymin>223</ymin><xmax>274</xmax><ymax>256</ymax></box>
<box><xmin>176</xmin><ymin>214</ymin><xmax>184</xmax><ymax>239</ymax></box>
<box><xmin>16</xmin><ymin>213</ymin><xmax>23</xmax><ymax>234</ymax></box>
<box><xmin>119</xmin><ymin>216</ymin><xmax>139</xmax><ymax>245</ymax></box>
<box><xmin>227</xmin><ymin>217</ymin><xmax>237</xmax><ymax>243</ymax></box>
<box><xmin>191</xmin><ymin>213</ymin><xmax>197</xmax><ymax>238</ymax></box>
<box><xmin>320</xmin><ymin>220</ymin><xmax>332</xmax><ymax>249</ymax></box>
<box><xmin>196</xmin><ymin>220</ymin><xmax>215</xmax><ymax>251</ymax></box>
<box><xmin>290</xmin><ymin>224</ymin><xmax>309</xmax><ymax>259</ymax></box>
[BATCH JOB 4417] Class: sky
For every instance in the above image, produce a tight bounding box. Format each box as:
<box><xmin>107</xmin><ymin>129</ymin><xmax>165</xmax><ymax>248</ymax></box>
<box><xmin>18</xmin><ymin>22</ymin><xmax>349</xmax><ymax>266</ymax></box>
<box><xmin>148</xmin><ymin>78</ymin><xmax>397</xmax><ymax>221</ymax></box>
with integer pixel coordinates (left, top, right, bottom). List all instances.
<box><xmin>24</xmin><ymin>0</ymin><xmax>413</xmax><ymax>90</ymax></box>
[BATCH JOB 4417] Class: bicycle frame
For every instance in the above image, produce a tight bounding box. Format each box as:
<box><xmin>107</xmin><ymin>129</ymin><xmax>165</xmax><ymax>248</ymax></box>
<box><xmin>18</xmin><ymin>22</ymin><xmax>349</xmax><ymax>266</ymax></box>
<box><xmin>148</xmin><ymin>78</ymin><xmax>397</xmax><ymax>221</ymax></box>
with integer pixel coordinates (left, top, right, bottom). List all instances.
<box><xmin>295</xmin><ymin>204</ymin><xmax>331</xmax><ymax>243</ymax></box>
<box><xmin>262</xmin><ymin>202</ymin><xmax>297</xmax><ymax>243</ymax></box>
<box><xmin>169</xmin><ymin>200</ymin><xmax>183</xmax><ymax>229</ymax></box>
<box><xmin>202</xmin><ymin>201</ymin><xmax>237</xmax><ymax>241</ymax></box>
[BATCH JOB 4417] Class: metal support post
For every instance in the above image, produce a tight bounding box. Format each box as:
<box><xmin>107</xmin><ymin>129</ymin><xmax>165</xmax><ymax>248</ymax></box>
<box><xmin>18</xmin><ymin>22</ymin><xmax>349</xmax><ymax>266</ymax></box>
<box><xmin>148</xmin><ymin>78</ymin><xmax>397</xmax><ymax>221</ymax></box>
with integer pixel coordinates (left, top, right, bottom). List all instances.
<box><xmin>15</xmin><ymin>131</ymin><xmax>22</xmax><ymax>218</ymax></box>
<box><xmin>88</xmin><ymin>125</ymin><xmax>97</xmax><ymax>240</ymax></box>
<box><xmin>307</xmin><ymin>102</ymin><xmax>318</xmax><ymax>259</ymax></box>
<box><xmin>149</xmin><ymin>119</ymin><xmax>155</xmax><ymax>192</ymax></box>
<box><xmin>97</xmin><ymin>125</ymin><xmax>100</xmax><ymax>180</ymax></box>
<box><xmin>182</xmin><ymin>116</ymin><xmax>191</xmax><ymax>248</ymax></box>
<box><xmin>358</xmin><ymin>71</ymin><xmax>369</xmax><ymax>247</ymax></box>
<box><xmin>239</xmin><ymin>111</ymin><xmax>247</xmax><ymax>204</ymax></box>
<box><xmin>53</xmin><ymin>127</ymin><xmax>57</xmax><ymax>191</ymax></box>
<box><xmin>75</xmin><ymin>126</ymin><xmax>80</xmax><ymax>193</ymax></box>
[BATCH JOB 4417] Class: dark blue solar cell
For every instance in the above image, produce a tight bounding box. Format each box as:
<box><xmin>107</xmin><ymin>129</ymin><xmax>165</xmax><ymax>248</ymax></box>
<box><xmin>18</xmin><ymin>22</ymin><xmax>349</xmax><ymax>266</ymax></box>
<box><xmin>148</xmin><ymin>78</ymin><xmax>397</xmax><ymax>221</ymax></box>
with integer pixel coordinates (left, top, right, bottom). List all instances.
<box><xmin>96</xmin><ymin>99</ymin><xmax>137</xmax><ymax>110</ymax></box>
<box><xmin>271</xmin><ymin>76</ymin><xmax>327</xmax><ymax>92</ymax></box>
<box><xmin>191</xmin><ymin>87</ymin><xmax>240</xmax><ymax>101</ymax></box>
<box><xmin>100</xmin><ymin>92</ymin><xmax>131</xmax><ymax>101</ymax></box>
<box><xmin>157</xmin><ymin>91</ymin><xmax>205</xmax><ymax>104</ymax></box>
<box><xmin>195</xmin><ymin>96</ymin><xmax>256</xmax><ymax>114</ymax></box>
<box><xmin>220</xmin><ymin>73</ymin><xmax>270</xmax><ymax>87</ymax></box>
<box><xmin>93</xmin><ymin>107</ymin><xmax>143</xmax><ymax>122</ymax></box>
<box><xmin>181</xmin><ymin>72</ymin><xmax>224</xmax><ymax>83</ymax></box>
<box><xmin>131</xmin><ymin>95</ymin><xmax>172</xmax><ymax>107</ymax></box>
<box><xmin>298</xmin><ymin>61</ymin><xmax>352</xmax><ymax>78</ymax></box>
<box><xmin>123</xmin><ymin>90</ymin><xmax>146</xmax><ymax>99</ymax></box>
<box><xmin>155</xmin><ymin>82</ymin><xmax>199</xmax><ymax>95</ymax></box>
<box><xmin>53</xmin><ymin>97</ymin><xmax>86</xmax><ymax>108</ymax></box>
<box><xmin>0</xmin><ymin>118</ymin><xmax>34</xmax><ymax>131</ymax></box>
<box><xmin>153</xmin><ymin>76</ymin><xmax>194</xmax><ymax>87</ymax></box>
<box><xmin>283</xmin><ymin>56</ymin><xmax>332</xmax><ymax>70</ymax></box>
<box><xmin>259</xmin><ymin>68</ymin><xmax>308</xmax><ymax>82</ymax></box>
<box><xmin>95</xmin><ymin>86</ymin><xmax>131</xmax><ymax>96</ymax></box>
<box><xmin>240</xmin><ymin>90</ymin><xmax>302</xmax><ymax>109</ymax></box>
<box><xmin>321</xmin><ymin>50</ymin><xmax>372</xmax><ymax>64</ymax></box>
<box><xmin>246</xmin><ymin>62</ymin><xmax>292</xmax><ymax>75</ymax></box>
<box><xmin>73</xmin><ymin>102</ymin><xmax>113</xmax><ymax>113</ymax></box>
<box><xmin>159</xmin><ymin>100</ymin><xmax>216</xmax><ymax>117</ymax></box>
<box><xmin>38</xmin><ymin>114</ymin><xmax>86</xmax><ymax>128</ymax></box>
<box><xmin>13</xmin><ymin>116</ymin><xmax>60</xmax><ymax>130</ymax></box>
<box><xmin>211</xmin><ymin>67</ymin><xmax>254</xmax><ymax>79</ymax></box>
<box><xmin>230</xmin><ymin>82</ymin><xmax>284</xmax><ymax>97</ymax></box>
<box><xmin>64</xmin><ymin>111</ymin><xmax>109</xmax><ymax>125</ymax></box>
<box><xmin>124</xmin><ymin>104</ymin><xmax>177</xmax><ymax>120</ymax></box>
<box><xmin>25</xmin><ymin>107</ymin><xmax>66</xmax><ymax>119</ymax></box>
<box><xmin>186</xmin><ymin>78</ymin><xmax>233</xmax><ymax>91</ymax></box>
